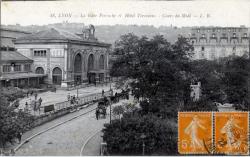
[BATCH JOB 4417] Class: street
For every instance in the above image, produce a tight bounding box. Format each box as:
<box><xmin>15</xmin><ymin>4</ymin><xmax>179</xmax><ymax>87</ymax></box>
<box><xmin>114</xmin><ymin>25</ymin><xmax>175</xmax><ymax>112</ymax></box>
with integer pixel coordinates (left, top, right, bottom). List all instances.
<box><xmin>15</xmin><ymin>103</ymin><xmax>109</xmax><ymax>156</ymax></box>
<box><xmin>14</xmin><ymin>97</ymin><xmax>134</xmax><ymax>156</ymax></box>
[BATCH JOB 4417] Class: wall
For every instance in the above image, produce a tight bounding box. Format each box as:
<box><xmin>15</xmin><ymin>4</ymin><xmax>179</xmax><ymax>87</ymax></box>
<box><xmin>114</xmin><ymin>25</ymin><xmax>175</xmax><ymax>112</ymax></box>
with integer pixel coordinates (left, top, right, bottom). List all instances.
<box><xmin>15</xmin><ymin>44</ymin><xmax>68</xmax><ymax>84</ymax></box>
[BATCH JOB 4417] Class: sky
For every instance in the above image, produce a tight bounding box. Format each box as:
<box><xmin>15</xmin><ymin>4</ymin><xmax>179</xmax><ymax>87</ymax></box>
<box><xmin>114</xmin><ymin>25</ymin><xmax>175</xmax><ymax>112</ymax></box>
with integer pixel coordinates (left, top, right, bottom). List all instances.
<box><xmin>1</xmin><ymin>0</ymin><xmax>250</xmax><ymax>27</ymax></box>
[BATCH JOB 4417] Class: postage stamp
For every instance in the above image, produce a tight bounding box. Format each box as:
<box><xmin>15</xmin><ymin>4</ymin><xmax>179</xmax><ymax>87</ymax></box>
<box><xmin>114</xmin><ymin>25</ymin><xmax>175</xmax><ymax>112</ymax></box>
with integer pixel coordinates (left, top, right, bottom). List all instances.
<box><xmin>178</xmin><ymin>112</ymin><xmax>213</xmax><ymax>154</ymax></box>
<box><xmin>214</xmin><ymin>112</ymin><xmax>249</xmax><ymax>155</ymax></box>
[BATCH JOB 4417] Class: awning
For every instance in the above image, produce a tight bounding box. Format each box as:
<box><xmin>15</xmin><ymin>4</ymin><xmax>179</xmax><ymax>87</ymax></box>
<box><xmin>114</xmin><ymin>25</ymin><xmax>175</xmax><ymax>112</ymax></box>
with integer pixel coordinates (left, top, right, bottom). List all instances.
<box><xmin>0</xmin><ymin>73</ymin><xmax>47</xmax><ymax>80</ymax></box>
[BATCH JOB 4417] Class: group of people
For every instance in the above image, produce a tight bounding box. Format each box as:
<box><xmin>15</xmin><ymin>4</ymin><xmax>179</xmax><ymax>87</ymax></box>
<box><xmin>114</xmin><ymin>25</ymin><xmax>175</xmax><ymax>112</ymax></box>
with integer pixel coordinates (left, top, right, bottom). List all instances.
<box><xmin>68</xmin><ymin>94</ymin><xmax>79</xmax><ymax>105</ymax></box>
<box><xmin>24</xmin><ymin>92</ymin><xmax>43</xmax><ymax>112</ymax></box>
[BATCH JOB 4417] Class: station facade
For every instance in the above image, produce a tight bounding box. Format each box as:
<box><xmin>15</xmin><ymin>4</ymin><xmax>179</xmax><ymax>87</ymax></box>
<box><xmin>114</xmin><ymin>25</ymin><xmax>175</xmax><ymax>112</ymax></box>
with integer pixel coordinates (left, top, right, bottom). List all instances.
<box><xmin>14</xmin><ymin>25</ymin><xmax>111</xmax><ymax>87</ymax></box>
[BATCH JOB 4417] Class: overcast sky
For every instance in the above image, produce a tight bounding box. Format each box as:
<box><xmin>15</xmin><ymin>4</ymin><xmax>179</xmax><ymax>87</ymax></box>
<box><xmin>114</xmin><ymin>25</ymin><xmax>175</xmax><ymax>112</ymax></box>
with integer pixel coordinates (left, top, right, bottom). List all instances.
<box><xmin>1</xmin><ymin>0</ymin><xmax>250</xmax><ymax>27</ymax></box>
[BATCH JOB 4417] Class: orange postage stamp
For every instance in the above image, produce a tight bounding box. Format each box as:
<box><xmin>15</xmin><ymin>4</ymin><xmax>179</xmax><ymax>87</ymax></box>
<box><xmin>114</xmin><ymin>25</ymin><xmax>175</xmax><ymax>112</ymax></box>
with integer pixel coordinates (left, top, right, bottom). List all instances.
<box><xmin>178</xmin><ymin>112</ymin><xmax>213</xmax><ymax>154</ymax></box>
<box><xmin>214</xmin><ymin>112</ymin><xmax>249</xmax><ymax>155</ymax></box>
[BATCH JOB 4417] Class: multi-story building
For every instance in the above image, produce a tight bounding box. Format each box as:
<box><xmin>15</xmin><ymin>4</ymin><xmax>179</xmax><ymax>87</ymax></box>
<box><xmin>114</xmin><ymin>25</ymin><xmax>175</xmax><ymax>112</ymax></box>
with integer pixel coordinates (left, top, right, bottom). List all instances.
<box><xmin>14</xmin><ymin>25</ymin><xmax>111</xmax><ymax>87</ymax></box>
<box><xmin>0</xmin><ymin>27</ymin><xmax>46</xmax><ymax>87</ymax></box>
<box><xmin>189</xmin><ymin>26</ymin><xmax>249</xmax><ymax>60</ymax></box>
<box><xmin>0</xmin><ymin>51</ymin><xmax>46</xmax><ymax>87</ymax></box>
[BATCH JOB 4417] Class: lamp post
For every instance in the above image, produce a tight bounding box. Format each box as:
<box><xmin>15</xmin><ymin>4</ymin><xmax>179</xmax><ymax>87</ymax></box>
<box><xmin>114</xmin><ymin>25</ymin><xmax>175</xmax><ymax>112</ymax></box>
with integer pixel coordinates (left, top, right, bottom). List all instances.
<box><xmin>77</xmin><ymin>86</ymin><xmax>79</xmax><ymax>98</ymax></box>
<box><xmin>109</xmin><ymin>89</ymin><xmax>113</xmax><ymax>124</ymax></box>
<box><xmin>140</xmin><ymin>133</ymin><xmax>146</xmax><ymax>156</ymax></box>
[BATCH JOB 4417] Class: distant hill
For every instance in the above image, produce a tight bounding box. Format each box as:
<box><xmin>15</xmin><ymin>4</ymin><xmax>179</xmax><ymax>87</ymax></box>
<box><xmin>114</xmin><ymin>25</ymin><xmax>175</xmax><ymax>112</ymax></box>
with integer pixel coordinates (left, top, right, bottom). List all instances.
<box><xmin>2</xmin><ymin>23</ymin><xmax>249</xmax><ymax>46</ymax></box>
<box><xmin>2</xmin><ymin>23</ymin><xmax>192</xmax><ymax>45</ymax></box>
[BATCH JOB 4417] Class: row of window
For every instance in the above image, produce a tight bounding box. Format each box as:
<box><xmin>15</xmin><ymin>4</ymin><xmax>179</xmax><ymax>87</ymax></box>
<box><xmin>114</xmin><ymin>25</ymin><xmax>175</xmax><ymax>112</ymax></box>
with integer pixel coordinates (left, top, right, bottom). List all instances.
<box><xmin>2</xmin><ymin>64</ymin><xmax>31</xmax><ymax>73</ymax></box>
<box><xmin>34</xmin><ymin>50</ymin><xmax>47</xmax><ymax>57</ymax></box>
<box><xmin>192</xmin><ymin>33</ymin><xmax>248</xmax><ymax>38</ymax></box>
<box><xmin>197</xmin><ymin>28</ymin><xmax>247</xmax><ymax>33</ymax></box>
<box><xmin>1</xmin><ymin>47</ymin><xmax>16</xmax><ymax>51</ymax></box>
<box><xmin>199</xmin><ymin>51</ymin><xmax>246</xmax><ymax>60</ymax></box>
<box><xmin>200</xmin><ymin>46</ymin><xmax>238</xmax><ymax>52</ymax></box>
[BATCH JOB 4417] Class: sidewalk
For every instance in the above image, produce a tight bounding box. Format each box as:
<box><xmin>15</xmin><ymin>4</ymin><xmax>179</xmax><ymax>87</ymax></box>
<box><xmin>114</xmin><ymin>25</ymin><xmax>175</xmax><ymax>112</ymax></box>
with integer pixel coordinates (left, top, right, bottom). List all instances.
<box><xmin>18</xmin><ymin>83</ymin><xmax>119</xmax><ymax>111</ymax></box>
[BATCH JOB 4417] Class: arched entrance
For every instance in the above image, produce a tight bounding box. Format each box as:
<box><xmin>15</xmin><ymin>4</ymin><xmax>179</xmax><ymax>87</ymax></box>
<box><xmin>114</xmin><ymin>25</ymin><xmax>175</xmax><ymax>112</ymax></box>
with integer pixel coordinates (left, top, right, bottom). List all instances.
<box><xmin>52</xmin><ymin>67</ymin><xmax>62</xmax><ymax>85</ymax></box>
<box><xmin>74</xmin><ymin>53</ymin><xmax>82</xmax><ymax>84</ymax></box>
<box><xmin>35</xmin><ymin>67</ymin><xmax>44</xmax><ymax>74</ymax></box>
<box><xmin>87</xmin><ymin>54</ymin><xmax>95</xmax><ymax>84</ymax></box>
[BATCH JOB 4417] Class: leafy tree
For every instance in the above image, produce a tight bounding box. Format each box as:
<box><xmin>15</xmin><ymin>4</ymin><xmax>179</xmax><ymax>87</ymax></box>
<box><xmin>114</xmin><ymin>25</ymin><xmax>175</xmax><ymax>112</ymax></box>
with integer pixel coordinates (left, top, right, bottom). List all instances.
<box><xmin>190</xmin><ymin>60</ymin><xmax>225</xmax><ymax>102</ymax></box>
<box><xmin>112</xmin><ymin>105</ymin><xmax>125</xmax><ymax>120</ymax></box>
<box><xmin>111</xmin><ymin>34</ymin><xmax>193</xmax><ymax>116</ymax></box>
<box><xmin>221</xmin><ymin>56</ymin><xmax>250</xmax><ymax>110</ymax></box>
<box><xmin>0</xmin><ymin>91</ymin><xmax>34</xmax><ymax>148</ymax></box>
<box><xmin>103</xmin><ymin>112</ymin><xmax>177</xmax><ymax>155</ymax></box>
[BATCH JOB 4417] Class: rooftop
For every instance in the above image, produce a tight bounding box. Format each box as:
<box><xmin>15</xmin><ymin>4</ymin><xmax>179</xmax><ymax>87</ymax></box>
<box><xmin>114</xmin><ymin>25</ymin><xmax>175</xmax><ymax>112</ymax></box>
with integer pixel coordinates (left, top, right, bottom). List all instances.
<box><xmin>14</xmin><ymin>27</ymin><xmax>111</xmax><ymax>47</ymax></box>
<box><xmin>0</xmin><ymin>26</ymin><xmax>31</xmax><ymax>34</ymax></box>
<box><xmin>1</xmin><ymin>51</ymin><xmax>33</xmax><ymax>62</ymax></box>
<box><xmin>16</xmin><ymin>28</ymin><xmax>82</xmax><ymax>41</ymax></box>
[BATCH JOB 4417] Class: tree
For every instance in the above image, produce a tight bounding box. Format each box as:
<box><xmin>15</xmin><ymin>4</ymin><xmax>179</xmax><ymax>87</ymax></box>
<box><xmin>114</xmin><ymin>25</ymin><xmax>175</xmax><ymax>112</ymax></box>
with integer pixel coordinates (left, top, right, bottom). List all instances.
<box><xmin>0</xmin><ymin>90</ymin><xmax>34</xmax><ymax>148</ymax></box>
<box><xmin>221</xmin><ymin>56</ymin><xmax>250</xmax><ymax>110</ymax></box>
<box><xmin>102</xmin><ymin>112</ymin><xmax>177</xmax><ymax>155</ymax></box>
<box><xmin>111</xmin><ymin>34</ymin><xmax>193</xmax><ymax>117</ymax></box>
<box><xmin>190</xmin><ymin>59</ymin><xmax>225</xmax><ymax>102</ymax></box>
<box><xmin>112</xmin><ymin>105</ymin><xmax>125</xmax><ymax>120</ymax></box>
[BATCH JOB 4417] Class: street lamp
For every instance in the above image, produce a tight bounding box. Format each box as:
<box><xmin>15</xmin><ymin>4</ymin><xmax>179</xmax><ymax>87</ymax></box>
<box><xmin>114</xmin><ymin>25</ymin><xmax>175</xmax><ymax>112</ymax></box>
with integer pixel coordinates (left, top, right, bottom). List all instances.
<box><xmin>109</xmin><ymin>90</ymin><xmax>113</xmax><ymax>124</ymax></box>
<box><xmin>140</xmin><ymin>133</ymin><xmax>146</xmax><ymax>156</ymax></box>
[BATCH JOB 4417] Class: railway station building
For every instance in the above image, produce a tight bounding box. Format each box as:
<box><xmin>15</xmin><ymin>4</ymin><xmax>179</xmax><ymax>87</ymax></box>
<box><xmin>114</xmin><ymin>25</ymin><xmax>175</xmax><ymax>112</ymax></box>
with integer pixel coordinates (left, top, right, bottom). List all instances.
<box><xmin>14</xmin><ymin>25</ymin><xmax>111</xmax><ymax>87</ymax></box>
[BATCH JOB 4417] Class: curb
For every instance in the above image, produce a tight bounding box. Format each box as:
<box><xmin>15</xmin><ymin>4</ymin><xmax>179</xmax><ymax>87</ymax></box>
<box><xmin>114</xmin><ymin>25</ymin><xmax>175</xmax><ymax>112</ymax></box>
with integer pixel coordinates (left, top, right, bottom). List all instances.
<box><xmin>80</xmin><ymin>129</ymin><xmax>102</xmax><ymax>156</ymax></box>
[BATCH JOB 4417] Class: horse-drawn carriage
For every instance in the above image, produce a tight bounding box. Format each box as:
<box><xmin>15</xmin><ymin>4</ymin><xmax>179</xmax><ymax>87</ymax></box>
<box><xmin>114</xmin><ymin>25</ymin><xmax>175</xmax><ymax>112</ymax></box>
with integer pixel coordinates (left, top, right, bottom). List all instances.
<box><xmin>96</xmin><ymin>98</ymin><xmax>108</xmax><ymax>119</ymax></box>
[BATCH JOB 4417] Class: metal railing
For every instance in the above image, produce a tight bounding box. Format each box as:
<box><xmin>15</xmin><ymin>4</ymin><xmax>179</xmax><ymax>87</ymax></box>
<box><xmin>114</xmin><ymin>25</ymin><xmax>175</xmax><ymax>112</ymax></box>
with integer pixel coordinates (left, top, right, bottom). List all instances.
<box><xmin>33</xmin><ymin>91</ymin><xmax>112</xmax><ymax>116</ymax></box>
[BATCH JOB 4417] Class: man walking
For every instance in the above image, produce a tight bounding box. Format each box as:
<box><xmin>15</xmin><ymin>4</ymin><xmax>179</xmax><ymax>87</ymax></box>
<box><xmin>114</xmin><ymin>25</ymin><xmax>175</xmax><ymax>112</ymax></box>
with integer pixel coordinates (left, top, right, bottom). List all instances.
<box><xmin>17</xmin><ymin>132</ymin><xmax>22</xmax><ymax>144</ymax></box>
<box><xmin>34</xmin><ymin>93</ymin><xmax>38</xmax><ymax>100</ymax></box>
<box><xmin>96</xmin><ymin>109</ymin><xmax>99</xmax><ymax>120</ymax></box>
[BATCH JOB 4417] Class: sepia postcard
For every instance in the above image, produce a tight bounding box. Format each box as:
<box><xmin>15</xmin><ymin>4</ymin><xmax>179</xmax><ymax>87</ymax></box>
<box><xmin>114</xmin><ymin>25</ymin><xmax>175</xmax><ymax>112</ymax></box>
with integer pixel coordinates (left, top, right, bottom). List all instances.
<box><xmin>0</xmin><ymin>0</ymin><xmax>250</xmax><ymax>156</ymax></box>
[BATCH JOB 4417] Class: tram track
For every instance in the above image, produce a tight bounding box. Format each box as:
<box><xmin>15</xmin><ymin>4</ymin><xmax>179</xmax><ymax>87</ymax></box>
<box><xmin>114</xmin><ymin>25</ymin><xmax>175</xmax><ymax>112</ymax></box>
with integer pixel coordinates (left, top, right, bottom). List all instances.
<box><xmin>80</xmin><ymin>129</ymin><xmax>102</xmax><ymax>156</ymax></box>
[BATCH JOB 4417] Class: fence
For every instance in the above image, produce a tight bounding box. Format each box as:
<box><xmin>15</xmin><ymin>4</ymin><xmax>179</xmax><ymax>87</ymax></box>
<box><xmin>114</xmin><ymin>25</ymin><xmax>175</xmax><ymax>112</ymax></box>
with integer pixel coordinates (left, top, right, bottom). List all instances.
<box><xmin>34</xmin><ymin>91</ymin><xmax>112</xmax><ymax>116</ymax></box>
<box><xmin>24</xmin><ymin>90</ymin><xmax>112</xmax><ymax>128</ymax></box>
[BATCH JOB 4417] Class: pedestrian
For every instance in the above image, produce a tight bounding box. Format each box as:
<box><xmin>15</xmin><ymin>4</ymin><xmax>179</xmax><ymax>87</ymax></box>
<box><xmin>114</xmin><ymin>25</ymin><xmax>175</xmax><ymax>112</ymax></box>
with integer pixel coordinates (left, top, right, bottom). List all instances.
<box><xmin>102</xmin><ymin>89</ymin><xmax>104</xmax><ymax>96</ymax></box>
<box><xmin>110</xmin><ymin>88</ymin><xmax>113</xmax><ymax>96</ymax></box>
<box><xmin>25</xmin><ymin>102</ymin><xmax>29</xmax><ymax>112</ymax></box>
<box><xmin>73</xmin><ymin>95</ymin><xmax>76</xmax><ymax>103</ymax></box>
<box><xmin>27</xmin><ymin>91</ymin><xmax>29</xmax><ymax>98</ymax></box>
<box><xmin>70</xmin><ymin>96</ymin><xmax>74</xmax><ymax>105</ymax></box>
<box><xmin>67</xmin><ymin>93</ymin><xmax>70</xmax><ymax>101</ymax></box>
<box><xmin>34</xmin><ymin>93</ymin><xmax>38</xmax><ymax>100</ymax></box>
<box><xmin>96</xmin><ymin>109</ymin><xmax>99</xmax><ymax>120</ymax></box>
<box><xmin>38</xmin><ymin>97</ymin><xmax>42</xmax><ymax>106</ymax></box>
<box><xmin>17</xmin><ymin>132</ymin><xmax>22</xmax><ymax>144</ymax></box>
<box><xmin>30</xmin><ymin>91</ymin><xmax>33</xmax><ymax>96</ymax></box>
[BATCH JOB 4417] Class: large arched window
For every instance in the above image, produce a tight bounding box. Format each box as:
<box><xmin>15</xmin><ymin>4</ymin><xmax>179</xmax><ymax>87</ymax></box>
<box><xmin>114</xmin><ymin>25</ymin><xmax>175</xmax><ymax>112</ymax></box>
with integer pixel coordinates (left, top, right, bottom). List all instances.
<box><xmin>35</xmin><ymin>67</ymin><xmax>44</xmax><ymax>74</ymax></box>
<box><xmin>99</xmin><ymin>55</ymin><xmax>105</xmax><ymax>70</ymax></box>
<box><xmin>74</xmin><ymin>53</ymin><xmax>82</xmax><ymax>83</ymax></box>
<box><xmin>87</xmin><ymin>54</ymin><xmax>94</xmax><ymax>71</ymax></box>
<box><xmin>52</xmin><ymin>67</ymin><xmax>62</xmax><ymax>85</ymax></box>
